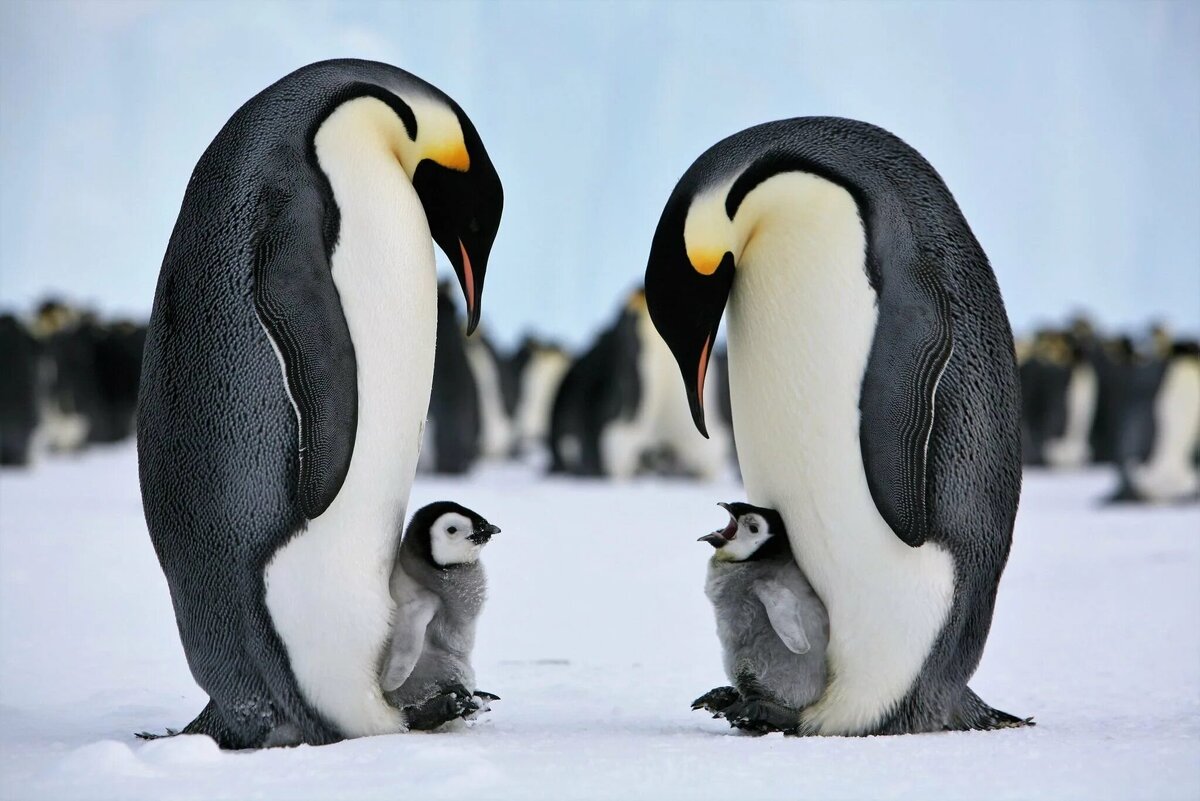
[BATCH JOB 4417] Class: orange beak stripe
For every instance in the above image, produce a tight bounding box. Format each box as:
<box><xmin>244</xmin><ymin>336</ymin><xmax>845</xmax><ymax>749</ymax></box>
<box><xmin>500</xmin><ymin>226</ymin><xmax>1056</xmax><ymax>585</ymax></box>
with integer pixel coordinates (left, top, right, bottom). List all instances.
<box><xmin>698</xmin><ymin>333</ymin><xmax>712</xmax><ymax>412</ymax></box>
<box><xmin>460</xmin><ymin>239</ymin><xmax>475</xmax><ymax>322</ymax></box>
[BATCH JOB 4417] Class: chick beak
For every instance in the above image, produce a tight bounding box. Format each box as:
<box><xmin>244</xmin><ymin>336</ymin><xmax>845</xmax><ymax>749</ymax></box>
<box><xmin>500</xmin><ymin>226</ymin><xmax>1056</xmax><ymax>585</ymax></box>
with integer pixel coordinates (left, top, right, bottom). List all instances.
<box><xmin>469</xmin><ymin>524</ymin><xmax>500</xmax><ymax>545</ymax></box>
<box><xmin>698</xmin><ymin>515</ymin><xmax>738</xmax><ymax>549</ymax></box>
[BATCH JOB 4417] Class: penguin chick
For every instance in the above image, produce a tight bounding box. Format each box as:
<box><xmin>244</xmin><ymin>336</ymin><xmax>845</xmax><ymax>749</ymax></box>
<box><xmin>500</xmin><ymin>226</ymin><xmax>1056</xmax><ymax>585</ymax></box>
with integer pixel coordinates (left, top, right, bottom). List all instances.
<box><xmin>382</xmin><ymin>502</ymin><xmax>500</xmax><ymax>730</ymax></box>
<box><xmin>693</xmin><ymin>502</ymin><xmax>829</xmax><ymax>735</ymax></box>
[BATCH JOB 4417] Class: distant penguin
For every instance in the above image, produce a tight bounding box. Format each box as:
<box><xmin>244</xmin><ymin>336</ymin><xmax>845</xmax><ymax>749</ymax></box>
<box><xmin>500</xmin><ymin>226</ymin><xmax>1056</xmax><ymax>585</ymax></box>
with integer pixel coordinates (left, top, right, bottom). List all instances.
<box><xmin>422</xmin><ymin>283</ymin><xmax>482</xmax><ymax>475</ymax></box>
<box><xmin>509</xmin><ymin>337</ymin><xmax>570</xmax><ymax>457</ymax></box>
<box><xmin>382</xmin><ymin>502</ymin><xmax>500</xmax><ymax>729</ymax></box>
<box><xmin>0</xmin><ymin>314</ymin><xmax>41</xmax><ymax>467</ymax></box>
<box><xmin>598</xmin><ymin>290</ymin><xmax>732</xmax><ymax>481</ymax></box>
<box><xmin>87</xmin><ymin>320</ymin><xmax>147</xmax><ymax>444</ymax></box>
<box><xmin>693</xmin><ymin>502</ymin><xmax>828</xmax><ymax>735</ymax></box>
<box><xmin>645</xmin><ymin>118</ymin><xmax>1029</xmax><ymax>734</ymax></box>
<box><xmin>465</xmin><ymin>331</ymin><xmax>516</xmax><ymax>460</ymax></box>
<box><xmin>137</xmin><ymin>60</ymin><xmax>502</xmax><ymax>748</ymax></box>
<box><xmin>549</xmin><ymin>289</ymin><xmax>731</xmax><ymax>479</ymax></box>
<box><xmin>1020</xmin><ymin>330</ymin><xmax>1097</xmax><ymax>469</ymax></box>
<box><xmin>548</xmin><ymin>299</ymin><xmax>641</xmax><ymax>476</ymax></box>
<box><xmin>31</xmin><ymin>301</ymin><xmax>98</xmax><ymax>454</ymax></box>
<box><xmin>1116</xmin><ymin>342</ymin><xmax>1200</xmax><ymax>503</ymax></box>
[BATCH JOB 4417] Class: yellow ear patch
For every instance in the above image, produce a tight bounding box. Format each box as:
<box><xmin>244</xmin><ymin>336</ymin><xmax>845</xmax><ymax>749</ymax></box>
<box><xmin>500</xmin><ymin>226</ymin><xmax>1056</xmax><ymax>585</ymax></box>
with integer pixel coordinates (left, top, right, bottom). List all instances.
<box><xmin>427</xmin><ymin>140</ymin><xmax>470</xmax><ymax>172</ymax></box>
<box><xmin>687</xmin><ymin>248</ymin><xmax>727</xmax><ymax>276</ymax></box>
<box><xmin>683</xmin><ymin>182</ymin><xmax>738</xmax><ymax>277</ymax></box>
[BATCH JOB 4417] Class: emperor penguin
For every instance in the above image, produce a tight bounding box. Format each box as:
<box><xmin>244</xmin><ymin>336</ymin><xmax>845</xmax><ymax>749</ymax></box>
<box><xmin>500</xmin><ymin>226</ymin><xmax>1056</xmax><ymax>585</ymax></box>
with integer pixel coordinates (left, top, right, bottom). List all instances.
<box><xmin>137</xmin><ymin>60</ymin><xmax>503</xmax><ymax>748</ymax></box>
<box><xmin>693</xmin><ymin>502</ymin><xmax>828</xmax><ymax>735</ymax></box>
<box><xmin>644</xmin><ymin>118</ymin><xmax>1030</xmax><ymax>735</ymax></box>
<box><xmin>1020</xmin><ymin>330</ymin><xmax>1097</xmax><ymax>469</ymax></box>
<box><xmin>382</xmin><ymin>502</ymin><xmax>500</xmax><ymax>729</ymax></box>
<box><xmin>1117</xmin><ymin>341</ymin><xmax>1200</xmax><ymax>503</ymax></box>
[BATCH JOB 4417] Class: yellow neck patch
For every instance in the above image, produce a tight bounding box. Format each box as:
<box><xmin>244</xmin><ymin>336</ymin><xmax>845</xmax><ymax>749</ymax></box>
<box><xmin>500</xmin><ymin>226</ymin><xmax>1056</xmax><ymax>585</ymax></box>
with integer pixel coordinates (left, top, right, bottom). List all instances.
<box><xmin>683</xmin><ymin>181</ymin><xmax>738</xmax><ymax>276</ymax></box>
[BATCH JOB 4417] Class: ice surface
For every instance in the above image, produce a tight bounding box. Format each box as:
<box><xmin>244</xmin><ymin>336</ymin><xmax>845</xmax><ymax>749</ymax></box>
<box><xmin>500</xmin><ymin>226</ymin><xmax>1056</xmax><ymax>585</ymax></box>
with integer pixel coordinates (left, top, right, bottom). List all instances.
<box><xmin>1</xmin><ymin>445</ymin><xmax>1197</xmax><ymax>800</ymax></box>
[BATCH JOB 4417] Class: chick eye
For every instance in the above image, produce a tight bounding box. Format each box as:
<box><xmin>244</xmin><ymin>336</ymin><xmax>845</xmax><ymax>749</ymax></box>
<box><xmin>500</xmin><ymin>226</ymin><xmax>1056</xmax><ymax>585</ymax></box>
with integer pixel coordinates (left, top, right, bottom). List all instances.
<box><xmin>748</xmin><ymin>525</ymin><xmax>759</xmax><ymax>534</ymax></box>
<box><xmin>447</xmin><ymin>526</ymin><xmax>458</xmax><ymax>535</ymax></box>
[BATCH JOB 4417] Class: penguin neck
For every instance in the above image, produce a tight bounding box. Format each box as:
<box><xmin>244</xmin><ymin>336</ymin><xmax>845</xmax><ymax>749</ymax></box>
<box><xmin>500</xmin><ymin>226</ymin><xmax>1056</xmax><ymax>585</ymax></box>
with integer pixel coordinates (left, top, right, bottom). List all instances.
<box><xmin>724</xmin><ymin>170</ymin><xmax>956</xmax><ymax>735</ymax></box>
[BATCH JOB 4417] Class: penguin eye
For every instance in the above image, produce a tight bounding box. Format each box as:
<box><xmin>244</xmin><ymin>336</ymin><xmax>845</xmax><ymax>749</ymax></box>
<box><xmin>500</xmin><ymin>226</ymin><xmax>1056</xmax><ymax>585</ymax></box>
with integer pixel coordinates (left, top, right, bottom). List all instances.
<box><xmin>447</xmin><ymin>526</ymin><xmax>458</xmax><ymax>535</ymax></box>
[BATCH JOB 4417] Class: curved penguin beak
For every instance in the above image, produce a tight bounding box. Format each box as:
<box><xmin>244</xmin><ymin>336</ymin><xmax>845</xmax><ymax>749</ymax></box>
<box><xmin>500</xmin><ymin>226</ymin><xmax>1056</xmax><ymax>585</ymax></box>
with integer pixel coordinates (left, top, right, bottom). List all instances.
<box><xmin>644</xmin><ymin>246</ymin><xmax>734</xmax><ymax>440</ymax></box>
<box><xmin>458</xmin><ymin>239</ymin><xmax>484</xmax><ymax>336</ymax></box>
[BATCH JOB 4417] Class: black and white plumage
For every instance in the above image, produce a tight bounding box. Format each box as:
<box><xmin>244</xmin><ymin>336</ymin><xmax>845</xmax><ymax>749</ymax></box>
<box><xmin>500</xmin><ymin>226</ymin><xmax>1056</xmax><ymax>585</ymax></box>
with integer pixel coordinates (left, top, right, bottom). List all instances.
<box><xmin>137</xmin><ymin>60</ymin><xmax>502</xmax><ymax>748</ymax></box>
<box><xmin>1115</xmin><ymin>341</ymin><xmax>1200</xmax><ymax>503</ymax></box>
<box><xmin>645</xmin><ymin>117</ymin><xmax>1029</xmax><ymax>734</ymax></box>
<box><xmin>0</xmin><ymin>314</ymin><xmax>41</xmax><ymax>466</ymax></box>
<box><xmin>693</xmin><ymin>503</ymin><xmax>827</xmax><ymax>735</ymax></box>
<box><xmin>383</xmin><ymin>502</ymin><xmax>499</xmax><ymax>730</ymax></box>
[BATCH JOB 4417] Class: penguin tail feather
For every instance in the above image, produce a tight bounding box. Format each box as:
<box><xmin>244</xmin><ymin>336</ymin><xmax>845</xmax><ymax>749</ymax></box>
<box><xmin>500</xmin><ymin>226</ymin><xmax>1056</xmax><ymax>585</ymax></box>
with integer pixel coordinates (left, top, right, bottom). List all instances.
<box><xmin>947</xmin><ymin>687</ymin><xmax>1035</xmax><ymax>732</ymax></box>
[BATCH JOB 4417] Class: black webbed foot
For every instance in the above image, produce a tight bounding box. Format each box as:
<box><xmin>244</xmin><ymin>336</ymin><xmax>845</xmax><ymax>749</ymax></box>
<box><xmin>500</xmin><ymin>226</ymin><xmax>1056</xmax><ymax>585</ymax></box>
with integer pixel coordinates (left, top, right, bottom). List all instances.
<box><xmin>134</xmin><ymin>728</ymin><xmax>180</xmax><ymax>741</ymax></box>
<box><xmin>723</xmin><ymin>697</ymin><xmax>802</xmax><ymax>735</ymax></box>
<box><xmin>404</xmin><ymin>686</ymin><xmax>480</xmax><ymax>731</ymax></box>
<box><xmin>692</xmin><ymin>686</ymin><xmax>741</xmax><ymax>717</ymax></box>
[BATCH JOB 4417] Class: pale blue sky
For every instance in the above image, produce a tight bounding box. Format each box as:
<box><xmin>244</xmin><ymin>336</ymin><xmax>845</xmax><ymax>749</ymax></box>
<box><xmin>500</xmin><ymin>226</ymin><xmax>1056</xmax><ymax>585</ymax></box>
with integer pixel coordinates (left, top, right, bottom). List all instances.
<box><xmin>2</xmin><ymin>0</ymin><xmax>1197</xmax><ymax>346</ymax></box>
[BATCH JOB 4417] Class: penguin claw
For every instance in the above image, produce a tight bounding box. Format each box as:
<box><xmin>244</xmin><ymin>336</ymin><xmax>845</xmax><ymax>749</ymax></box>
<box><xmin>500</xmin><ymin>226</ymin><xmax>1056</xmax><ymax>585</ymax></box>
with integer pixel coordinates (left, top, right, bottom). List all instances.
<box><xmin>134</xmin><ymin>728</ymin><xmax>179</xmax><ymax>741</ymax></box>
<box><xmin>723</xmin><ymin>698</ymin><xmax>801</xmax><ymax>735</ymax></box>
<box><xmin>404</xmin><ymin>687</ymin><xmax>481</xmax><ymax>731</ymax></box>
<box><xmin>692</xmin><ymin>686</ymin><xmax>740</xmax><ymax>715</ymax></box>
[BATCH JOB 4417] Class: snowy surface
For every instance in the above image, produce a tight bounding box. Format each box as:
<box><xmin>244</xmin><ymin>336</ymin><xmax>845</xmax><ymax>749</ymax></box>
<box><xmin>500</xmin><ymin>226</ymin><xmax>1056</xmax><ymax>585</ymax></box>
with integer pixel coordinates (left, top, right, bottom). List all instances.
<box><xmin>1</xmin><ymin>444</ymin><xmax>1197</xmax><ymax>801</ymax></box>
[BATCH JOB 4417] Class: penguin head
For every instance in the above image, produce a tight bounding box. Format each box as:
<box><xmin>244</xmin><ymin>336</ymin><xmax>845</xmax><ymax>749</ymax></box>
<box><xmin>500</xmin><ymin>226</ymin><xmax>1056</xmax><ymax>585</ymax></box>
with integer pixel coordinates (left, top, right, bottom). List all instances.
<box><xmin>644</xmin><ymin>173</ymin><xmax>737</xmax><ymax>438</ymax></box>
<box><xmin>404</xmin><ymin>501</ymin><xmax>499</xmax><ymax>568</ymax></box>
<box><xmin>700</xmin><ymin>502</ymin><xmax>789</xmax><ymax>562</ymax></box>
<box><xmin>404</xmin><ymin>95</ymin><xmax>503</xmax><ymax>336</ymax></box>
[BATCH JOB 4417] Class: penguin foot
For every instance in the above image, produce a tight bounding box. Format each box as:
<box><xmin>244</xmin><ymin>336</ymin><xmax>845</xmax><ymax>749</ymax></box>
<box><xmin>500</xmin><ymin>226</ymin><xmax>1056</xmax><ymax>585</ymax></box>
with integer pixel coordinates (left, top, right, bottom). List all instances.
<box><xmin>692</xmin><ymin>686</ymin><xmax>740</xmax><ymax>716</ymax></box>
<box><xmin>404</xmin><ymin>685</ymin><xmax>480</xmax><ymax>731</ymax></box>
<box><xmin>947</xmin><ymin>687</ymin><xmax>1036</xmax><ymax>732</ymax></box>
<box><xmin>134</xmin><ymin>728</ymin><xmax>180</xmax><ymax>741</ymax></box>
<box><xmin>723</xmin><ymin>697</ymin><xmax>802</xmax><ymax>735</ymax></box>
<box><xmin>464</xmin><ymin>690</ymin><xmax>500</xmax><ymax>720</ymax></box>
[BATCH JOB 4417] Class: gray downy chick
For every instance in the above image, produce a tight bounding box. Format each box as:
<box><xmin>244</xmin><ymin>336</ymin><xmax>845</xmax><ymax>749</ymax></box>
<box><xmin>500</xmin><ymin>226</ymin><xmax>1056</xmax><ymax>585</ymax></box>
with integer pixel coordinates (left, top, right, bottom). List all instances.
<box><xmin>693</xmin><ymin>502</ymin><xmax>829</xmax><ymax>734</ymax></box>
<box><xmin>382</xmin><ymin>501</ymin><xmax>500</xmax><ymax>730</ymax></box>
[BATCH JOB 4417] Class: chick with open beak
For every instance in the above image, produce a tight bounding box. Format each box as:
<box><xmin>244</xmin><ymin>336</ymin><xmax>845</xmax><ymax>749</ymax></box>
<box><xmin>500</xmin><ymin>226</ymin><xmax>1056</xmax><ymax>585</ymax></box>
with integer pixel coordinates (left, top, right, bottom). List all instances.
<box><xmin>693</xmin><ymin>501</ymin><xmax>829</xmax><ymax>734</ymax></box>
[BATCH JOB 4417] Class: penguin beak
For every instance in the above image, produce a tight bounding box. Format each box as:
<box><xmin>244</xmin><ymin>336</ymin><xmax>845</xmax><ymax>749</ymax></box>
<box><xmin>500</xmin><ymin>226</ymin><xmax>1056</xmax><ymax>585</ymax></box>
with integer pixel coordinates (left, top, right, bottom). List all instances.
<box><xmin>458</xmin><ymin>239</ymin><xmax>483</xmax><ymax>336</ymax></box>
<box><xmin>644</xmin><ymin>243</ymin><xmax>734</xmax><ymax>439</ymax></box>
<box><xmin>469</xmin><ymin>523</ymin><xmax>499</xmax><ymax>545</ymax></box>
<box><xmin>699</xmin><ymin>507</ymin><xmax>738</xmax><ymax>548</ymax></box>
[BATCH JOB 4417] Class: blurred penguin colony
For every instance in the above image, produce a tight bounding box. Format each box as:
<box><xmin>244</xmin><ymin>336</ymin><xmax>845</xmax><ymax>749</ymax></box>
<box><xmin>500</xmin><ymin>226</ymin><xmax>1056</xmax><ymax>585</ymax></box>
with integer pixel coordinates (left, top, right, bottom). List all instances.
<box><xmin>2</xmin><ymin>292</ymin><xmax>1197</xmax><ymax>504</ymax></box>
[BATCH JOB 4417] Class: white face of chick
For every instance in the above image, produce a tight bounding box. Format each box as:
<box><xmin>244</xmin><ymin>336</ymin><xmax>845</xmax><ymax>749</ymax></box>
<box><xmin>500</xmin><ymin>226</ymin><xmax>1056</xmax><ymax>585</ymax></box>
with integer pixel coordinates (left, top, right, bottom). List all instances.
<box><xmin>429</xmin><ymin>512</ymin><xmax>485</xmax><ymax>567</ymax></box>
<box><xmin>715</xmin><ymin>513</ymin><xmax>774</xmax><ymax>562</ymax></box>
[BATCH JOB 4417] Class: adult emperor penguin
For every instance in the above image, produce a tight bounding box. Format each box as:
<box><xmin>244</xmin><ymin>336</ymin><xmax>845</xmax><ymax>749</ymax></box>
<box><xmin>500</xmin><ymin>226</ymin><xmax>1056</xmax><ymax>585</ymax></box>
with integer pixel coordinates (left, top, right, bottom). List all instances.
<box><xmin>138</xmin><ymin>60</ymin><xmax>502</xmax><ymax>748</ymax></box>
<box><xmin>645</xmin><ymin>118</ymin><xmax>1028</xmax><ymax>735</ymax></box>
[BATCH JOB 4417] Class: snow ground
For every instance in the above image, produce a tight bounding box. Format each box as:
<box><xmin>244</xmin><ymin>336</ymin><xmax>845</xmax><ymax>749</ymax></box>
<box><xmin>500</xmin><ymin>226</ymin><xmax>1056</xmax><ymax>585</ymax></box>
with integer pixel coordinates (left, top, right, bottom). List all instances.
<box><xmin>1</xmin><ymin>444</ymin><xmax>1197</xmax><ymax>801</ymax></box>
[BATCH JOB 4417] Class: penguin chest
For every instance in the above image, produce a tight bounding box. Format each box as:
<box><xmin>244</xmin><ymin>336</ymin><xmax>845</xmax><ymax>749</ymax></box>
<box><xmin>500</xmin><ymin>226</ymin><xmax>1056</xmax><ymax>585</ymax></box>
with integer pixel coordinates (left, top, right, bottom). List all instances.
<box><xmin>263</xmin><ymin>114</ymin><xmax>437</xmax><ymax>738</ymax></box>
<box><xmin>724</xmin><ymin>172</ymin><xmax>955</xmax><ymax>735</ymax></box>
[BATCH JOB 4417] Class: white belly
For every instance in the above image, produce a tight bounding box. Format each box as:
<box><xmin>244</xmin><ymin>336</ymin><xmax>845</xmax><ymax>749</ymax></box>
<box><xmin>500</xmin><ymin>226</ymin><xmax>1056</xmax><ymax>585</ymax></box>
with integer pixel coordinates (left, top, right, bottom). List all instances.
<box><xmin>1131</xmin><ymin>357</ymin><xmax>1200</xmax><ymax>501</ymax></box>
<box><xmin>725</xmin><ymin>172</ymin><xmax>955</xmax><ymax>735</ymax></box>
<box><xmin>1044</xmin><ymin>364</ymin><xmax>1097</xmax><ymax>469</ymax></box>
<box><xmin>263</xmin><ymin>102</ymin><xmax>437</xmax><ymax>737</ymax></box>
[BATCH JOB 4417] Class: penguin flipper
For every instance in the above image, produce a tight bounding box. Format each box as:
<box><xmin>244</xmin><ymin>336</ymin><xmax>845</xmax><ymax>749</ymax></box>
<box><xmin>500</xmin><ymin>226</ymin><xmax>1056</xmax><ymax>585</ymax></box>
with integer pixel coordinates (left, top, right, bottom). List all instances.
<box><xmin>753</xmin><ymin>579</ymin><xmax>811</xmax><ymax>655</ymax></box>
<box><xmin>253</xmin><ymin>183</ymin><xmax>357</xmax><ymax>519</ymax></box>
<box><xmin>859</xmin><ymin>269</ymin><xmax>954</xmax><ymax>548</ymax></box>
